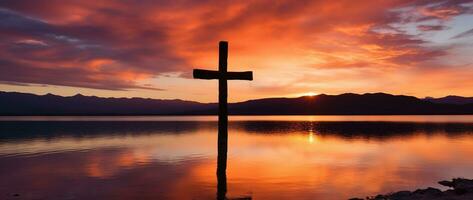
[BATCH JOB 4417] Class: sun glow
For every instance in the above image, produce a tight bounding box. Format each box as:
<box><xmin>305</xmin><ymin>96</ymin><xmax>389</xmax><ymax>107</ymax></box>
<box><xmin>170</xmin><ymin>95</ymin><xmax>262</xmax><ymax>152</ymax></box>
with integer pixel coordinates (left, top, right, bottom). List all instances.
<box><xmin>302</xmin><ymin>92</ymin><xmax>318</xmax><ymax>97</ymax></box>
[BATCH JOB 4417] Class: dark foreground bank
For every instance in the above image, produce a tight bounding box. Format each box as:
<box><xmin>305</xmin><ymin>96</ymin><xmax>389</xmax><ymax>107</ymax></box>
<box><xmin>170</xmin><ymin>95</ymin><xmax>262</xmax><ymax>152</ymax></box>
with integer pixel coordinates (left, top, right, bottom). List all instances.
<box><xmin>350</xmin><ymin>178</ymin><xmax>473</xmax><ymax>200</ymax></box>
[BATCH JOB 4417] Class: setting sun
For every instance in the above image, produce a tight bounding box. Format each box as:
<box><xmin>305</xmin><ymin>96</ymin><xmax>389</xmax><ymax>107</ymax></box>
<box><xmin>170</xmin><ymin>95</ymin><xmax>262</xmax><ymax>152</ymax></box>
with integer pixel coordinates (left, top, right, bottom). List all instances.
<box><xmin>301</xmin><ymin>92</ymin><xmax>319</xmax><ymax>97</ymax></box>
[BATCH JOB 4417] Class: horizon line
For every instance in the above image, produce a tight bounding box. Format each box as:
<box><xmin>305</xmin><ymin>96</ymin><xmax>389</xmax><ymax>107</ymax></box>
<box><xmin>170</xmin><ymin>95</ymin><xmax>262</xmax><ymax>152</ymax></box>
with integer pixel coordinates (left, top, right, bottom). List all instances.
<box><xmin>1</xmin><ymin>90</ymin><xmax>471</xmax><ymax>104</ymax></box>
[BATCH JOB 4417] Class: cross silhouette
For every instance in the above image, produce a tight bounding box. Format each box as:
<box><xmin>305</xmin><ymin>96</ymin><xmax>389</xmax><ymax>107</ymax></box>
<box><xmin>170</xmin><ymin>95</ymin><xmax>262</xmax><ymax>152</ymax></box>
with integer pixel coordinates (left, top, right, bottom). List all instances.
<box><xmin>193</xmin><ymin>41</ymin><xmax>253</xmax><ymax>200</ymax></box>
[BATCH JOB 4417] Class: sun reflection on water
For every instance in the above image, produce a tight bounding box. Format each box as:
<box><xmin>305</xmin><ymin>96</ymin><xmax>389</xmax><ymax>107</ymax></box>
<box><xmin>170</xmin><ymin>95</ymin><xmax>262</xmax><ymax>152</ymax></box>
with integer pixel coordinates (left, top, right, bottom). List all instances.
<box><xmin>308</xmin><ymin>130</ymin><xmax>317</xmax><ymax>144</ymax></box>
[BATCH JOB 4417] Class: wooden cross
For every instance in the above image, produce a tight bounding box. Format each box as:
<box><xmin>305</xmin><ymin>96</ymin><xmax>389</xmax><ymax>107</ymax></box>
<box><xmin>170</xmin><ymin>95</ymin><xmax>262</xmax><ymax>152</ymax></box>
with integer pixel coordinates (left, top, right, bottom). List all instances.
<box><xmin>193</xmin><ymin>41</ymin><xmax>253</xmax><ymax>200</ymax></box>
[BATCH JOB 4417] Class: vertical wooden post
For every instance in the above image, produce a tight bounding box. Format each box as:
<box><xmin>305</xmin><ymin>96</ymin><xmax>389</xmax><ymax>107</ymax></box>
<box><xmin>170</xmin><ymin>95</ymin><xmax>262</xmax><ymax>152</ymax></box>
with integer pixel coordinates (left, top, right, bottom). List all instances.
<box><xmin>217</xmin><ymin>41</ymin><xmax>228</xmax><ymax>200</ymax></box>
<box><xmin>193</xmin><ymin>41</ymin><xmax>252</xmax><ymax>200</ymax></box>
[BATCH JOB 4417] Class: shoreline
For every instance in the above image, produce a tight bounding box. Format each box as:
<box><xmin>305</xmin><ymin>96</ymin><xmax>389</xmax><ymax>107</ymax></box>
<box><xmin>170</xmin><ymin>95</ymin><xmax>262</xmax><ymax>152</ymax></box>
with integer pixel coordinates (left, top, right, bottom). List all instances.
<box><xmin>350</xmin><ymin>178</ymin><xmax>473</xmax><ymax>200</ymax></box>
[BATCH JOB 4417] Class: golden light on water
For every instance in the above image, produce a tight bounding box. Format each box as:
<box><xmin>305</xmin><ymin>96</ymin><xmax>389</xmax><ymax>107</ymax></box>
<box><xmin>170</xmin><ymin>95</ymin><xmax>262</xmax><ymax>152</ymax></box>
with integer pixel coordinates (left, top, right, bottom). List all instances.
<box><xmin>3</xmin><ymin>118</ymin><xmax>473</xmax><ymax>199</ymax></box>
<box><xmin>308</xmin><ymin>131</ymin><xmax>317</xmax><ymax>144</ymax></box>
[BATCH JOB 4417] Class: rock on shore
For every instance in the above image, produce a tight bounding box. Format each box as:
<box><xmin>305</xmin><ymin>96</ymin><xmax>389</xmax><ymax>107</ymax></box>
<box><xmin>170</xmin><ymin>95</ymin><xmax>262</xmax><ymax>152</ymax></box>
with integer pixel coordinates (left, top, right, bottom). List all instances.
<box><xmin>350</xmin><ymin>178</ymin><xmax>473</xmax><ymax>200</ymax></box>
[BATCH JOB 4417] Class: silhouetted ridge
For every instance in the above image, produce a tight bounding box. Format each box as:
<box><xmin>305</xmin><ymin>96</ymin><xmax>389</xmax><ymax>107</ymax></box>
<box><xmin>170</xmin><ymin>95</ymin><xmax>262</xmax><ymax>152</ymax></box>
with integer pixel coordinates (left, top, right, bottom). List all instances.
<box><xmin>0</xmin><ymin>91</ymin><xmax>213</xmax><ymax>115</ymax></box>
<box><xmin>227</xmin><ymin>92</ymin><xmax>472</xmax><ymax>115</ymax></box>
<box><xmin>424</xmin><ymin>95</ymin><xmax>473</xmax><ymax>105</ymax></box>
<box><xmin>1</xmin><ymin>91</ymin><xmax>473</xmax><ymax>115</ymax></box>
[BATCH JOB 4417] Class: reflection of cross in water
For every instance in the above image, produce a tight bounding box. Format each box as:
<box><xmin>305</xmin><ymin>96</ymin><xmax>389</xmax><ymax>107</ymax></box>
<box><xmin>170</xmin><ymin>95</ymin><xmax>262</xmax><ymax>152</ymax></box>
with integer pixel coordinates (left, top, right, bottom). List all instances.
<box><xmin>193</xmin><ymin>41</ymin><xmax>253</xmax><ymax>200</ymax></box>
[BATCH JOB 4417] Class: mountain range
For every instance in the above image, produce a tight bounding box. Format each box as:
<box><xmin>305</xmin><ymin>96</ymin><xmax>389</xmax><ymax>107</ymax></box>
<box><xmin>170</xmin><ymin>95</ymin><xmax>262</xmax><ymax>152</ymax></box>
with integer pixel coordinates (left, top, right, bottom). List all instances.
<box><xmin>1</xmin><ymin>91</ymin><xmax>473</xmax><ymax>115</ymax></box>
<box><xmin>423</xmin><ymin>96</ymin><xmax>473</xmax><ymax>105</ymax></box>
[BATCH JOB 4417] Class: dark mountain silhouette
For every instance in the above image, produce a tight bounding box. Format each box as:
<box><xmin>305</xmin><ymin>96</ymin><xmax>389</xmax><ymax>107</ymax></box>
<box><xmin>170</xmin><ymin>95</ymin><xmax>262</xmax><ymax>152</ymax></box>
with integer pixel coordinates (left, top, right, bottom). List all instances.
<box><xmin>1</xmin><ymin>91</ymin><xmax>473</xmax><ymax>115</ymax></box>
<box><xmin>0</xmin><ymin>91</ymin><xmax>213</xmax><ymax>115</ymax></box>
<box><xmin>424</xmin><ymin>95</ymin><xmax>473</xmax><ymax>105</ymax></box>
<box><xmin>224</xmin><ymin>93</ymin><xmax>473</xmax><ymax>115</ymax></box>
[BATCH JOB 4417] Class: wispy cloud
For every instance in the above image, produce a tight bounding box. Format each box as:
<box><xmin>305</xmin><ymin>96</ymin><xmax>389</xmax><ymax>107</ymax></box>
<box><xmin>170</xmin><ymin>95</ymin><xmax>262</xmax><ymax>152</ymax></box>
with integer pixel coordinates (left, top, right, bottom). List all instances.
<box><xmin>452</xmin><ymin>27</ymin><xmax>473</xmax><ymax>39</ymax></box>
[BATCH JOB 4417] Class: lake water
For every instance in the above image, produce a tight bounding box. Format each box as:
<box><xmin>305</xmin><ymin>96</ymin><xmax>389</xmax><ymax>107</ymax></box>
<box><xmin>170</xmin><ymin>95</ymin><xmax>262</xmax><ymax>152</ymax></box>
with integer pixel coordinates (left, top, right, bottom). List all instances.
<box><xmin>1</xmin><ymin>115</ymin><xmax>473</xmax><ymax>200</ymax></box>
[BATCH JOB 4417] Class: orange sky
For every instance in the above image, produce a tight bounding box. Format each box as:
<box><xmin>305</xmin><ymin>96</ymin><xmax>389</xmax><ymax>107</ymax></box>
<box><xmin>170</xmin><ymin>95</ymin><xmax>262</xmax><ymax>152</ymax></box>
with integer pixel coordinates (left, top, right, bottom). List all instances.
<box><xmin>0</xmin><ymin>0</ymin><xmax>473</xmax><ymax>102</ymax></box>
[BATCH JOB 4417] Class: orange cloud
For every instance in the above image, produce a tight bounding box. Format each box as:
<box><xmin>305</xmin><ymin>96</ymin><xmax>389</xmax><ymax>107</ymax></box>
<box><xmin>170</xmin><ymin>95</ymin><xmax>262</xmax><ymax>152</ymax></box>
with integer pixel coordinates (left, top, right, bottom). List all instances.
<box><xmin>0</xmin><ymin>0</ymin><xmax>472</xmax><ymax>100</ymax></box>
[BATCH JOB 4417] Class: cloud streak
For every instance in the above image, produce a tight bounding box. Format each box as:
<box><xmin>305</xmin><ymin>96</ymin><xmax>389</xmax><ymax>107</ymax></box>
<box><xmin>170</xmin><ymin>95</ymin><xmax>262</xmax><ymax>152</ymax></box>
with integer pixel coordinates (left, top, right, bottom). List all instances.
<box><xmin>452</xmin><ymin>27</ymin><xmax>473</xmax><ymax>39</ymax></box>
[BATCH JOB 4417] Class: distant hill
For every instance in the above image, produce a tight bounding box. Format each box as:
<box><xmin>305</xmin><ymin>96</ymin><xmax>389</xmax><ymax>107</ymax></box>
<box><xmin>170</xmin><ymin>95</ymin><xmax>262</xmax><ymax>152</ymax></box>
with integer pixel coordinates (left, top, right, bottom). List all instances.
<box><xmin>424</xmin><ymin>95</ymin><xmax>473</xmax><ymax>105</ymax></box>
<box><xmin>0</xmin><ymin>91</ymin><xmax>213</xmax><ymax>115</ymax></box>
<box><xmin>1</xmin><ymin>91</ymin><xmax>473</xmax><ymax>115</ymax></box>
<box><xmin>226</xmin><ymin>93</ymin><xmax>473</xmax><ymax>115</ymax></box>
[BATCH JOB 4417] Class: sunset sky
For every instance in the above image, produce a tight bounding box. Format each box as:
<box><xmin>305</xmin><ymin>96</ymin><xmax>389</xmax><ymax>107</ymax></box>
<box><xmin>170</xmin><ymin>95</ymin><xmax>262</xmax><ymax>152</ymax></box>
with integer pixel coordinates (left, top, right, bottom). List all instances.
<box><xmin>1</xmin><ymin>0</ymin><xmax>473</xmax><ymax>102</ymax></box>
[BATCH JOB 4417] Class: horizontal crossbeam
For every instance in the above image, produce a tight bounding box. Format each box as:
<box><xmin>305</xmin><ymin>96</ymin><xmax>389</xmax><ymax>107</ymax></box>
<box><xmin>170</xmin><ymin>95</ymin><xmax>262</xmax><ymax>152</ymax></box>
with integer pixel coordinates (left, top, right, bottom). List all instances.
<box><xmin>227</xmin><ymin>71</ymin><xmax>253</xmax><ymax>80</ymax></box>
<box><xmin>193</xmin><ymin>69</ymin><xmax>253</xmax><ymax>80</ymax></box>
<box><xmin>193</xmin><ymin>69</ymin><xmax>220</xmax><ymax>79</ymax></box>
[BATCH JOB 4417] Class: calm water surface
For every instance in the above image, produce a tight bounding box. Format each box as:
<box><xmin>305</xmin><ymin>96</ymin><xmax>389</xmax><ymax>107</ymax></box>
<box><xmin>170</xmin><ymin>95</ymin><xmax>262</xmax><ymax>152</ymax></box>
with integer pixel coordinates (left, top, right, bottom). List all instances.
<box><xmin>1</xmin><ymin>115</ymin><xmax>473</xmax><ymax>200</ymax></box>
